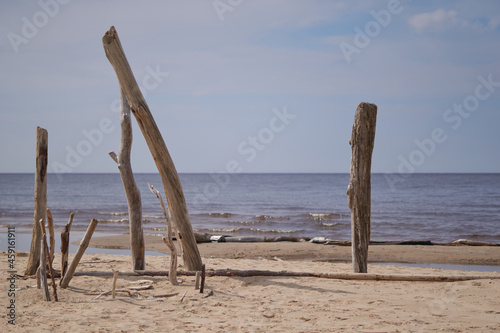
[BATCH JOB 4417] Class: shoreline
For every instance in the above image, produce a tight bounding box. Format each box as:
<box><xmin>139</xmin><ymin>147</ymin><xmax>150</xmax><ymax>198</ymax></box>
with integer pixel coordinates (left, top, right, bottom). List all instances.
<box><xmin>87</xmin><ymin>233</ymin><xmax>500</xmax><ymax>268</ymax></box>
<box><xmin>5</xmin><ymin>230</ymin><xmax>499</xmax><ymax>268</ymax></box>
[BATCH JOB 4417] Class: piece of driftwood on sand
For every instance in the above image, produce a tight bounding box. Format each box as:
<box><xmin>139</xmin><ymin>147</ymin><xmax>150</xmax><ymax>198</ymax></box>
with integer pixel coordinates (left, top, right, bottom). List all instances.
<box><xmin>102</xmin><ymin>26</ymin><xmax>202</xmax><ymax>271</ymax></box>
<box><xmin>60</xmin><ymin>219</ymin><xmax>99</xmax><ymax>288</ymax></box>
<box><xmin>94</xmin><ymin>289</ymin><xmax>133</xmax><ymax>300</ymax></box>
<box><xmin>449</xmin><ymin>239</ymin><xmax>500</xmax><ymax>246</ymax></box>
<box><xmin>310</xmin><ymin>239</ymin><xmax>434</xmax><ymax>246</ymax></box>
<box><xmin>347</xmin><ymin>102</ymin><xmax>377</xmax><ymax>273</ymax></box>
<box><xmin>109</xmin><ymin>88</ymin><xmax>145</xmax><ymax>271</ymax></box>
<box><xmin>310</xmin><ymin>239</ymin><xmax>499</xmax><ymax>246</ymax></box>
<box><xmin>59</xmin><ymin>269</ymin><xmax>500</xmax><ymax>282</ymax></box>
<box><xmin>60</xmin><ymin>212</ymin><xmax>75</xmax><ymax>281</ymax></box>
<box><xmin>26</xmin><ymin>126</ymin><xmax>48</xmax><ymax>276</ymax></box>
<box><xmin>222</xmin><ymin>236</ymin><xmax>309</xmax><ymax>243</ymax></box>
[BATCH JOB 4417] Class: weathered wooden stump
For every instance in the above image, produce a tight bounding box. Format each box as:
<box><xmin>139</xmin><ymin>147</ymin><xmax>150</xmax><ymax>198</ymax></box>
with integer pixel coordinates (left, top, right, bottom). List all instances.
<box><xmin>25</xmin><ymin>126</ymin><xmax>48</xmax><ymax>276</ymax></box>
<box><xmin>347</xmin><ymin>102</ymin><xmax>377</xmax><ymax>273</ymax></box>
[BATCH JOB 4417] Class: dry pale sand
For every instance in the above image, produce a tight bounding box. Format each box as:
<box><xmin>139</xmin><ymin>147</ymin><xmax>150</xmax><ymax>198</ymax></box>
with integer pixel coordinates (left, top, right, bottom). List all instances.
<box><xmin>2</xmin><ymin>240</ymin><xmax>500</xmax><ymax>332</ymax></box>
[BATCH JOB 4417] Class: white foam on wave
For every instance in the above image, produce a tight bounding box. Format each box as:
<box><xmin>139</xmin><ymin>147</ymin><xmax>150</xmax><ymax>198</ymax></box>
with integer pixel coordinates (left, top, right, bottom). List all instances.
<box><xmin>97</xmin><ymin>212</ymin><xmax>127</xmax><ymax>216</ymax></box>
<box><xmin>249</xmin><ymin>228</ymin><xmax>301</xmax><ymax>234</ymax></box>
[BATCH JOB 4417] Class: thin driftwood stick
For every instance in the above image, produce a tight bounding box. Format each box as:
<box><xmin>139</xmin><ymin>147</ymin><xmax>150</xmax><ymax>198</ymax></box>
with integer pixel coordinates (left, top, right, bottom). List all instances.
<box><xmin>109</xmin><ymin>88</ymin><xmax>145</xmax><ymax>271</ymax></box>
<box><xmin>46</xmin><ymin>208</ymin><xmax>55</xmax><ymax>263</ymax></box>
<box><xmin>36</xmin><ymin>267</ymin><xmax>41</xmax><ymax>289</ymax></box>
<box><xmin>94</xmin><ymin>289</ymin><xmax>133</xmax><ymax>300</ymax></box>
<box><xmin>154</xmin><ymin>292</ymin><xmax>179</xmax><ymax>298</ymax></box>
<box><xmin>200</xmin><ymin>264</ymin><xmax>206</xmax><ymax>294</ymax></box>
<box><xmin>51</xmin><ymin>270</ymin><xmax>500</xmax><ymax>282</ymax></box>
<box><xmin>60</xmin><ymin>212</ymin><xmax>74</xmax><ymax>282</ymax></box>
<box><xmin>39</xmin><ymin>219</ymin><xmax>58</xmax><ymax>302</ymax></box>
<box><xmin>38</xmin><ymin>219</ymin><xmax>50</xmax><ymax>301</ymax></box>
<box><xmin>26</xmin><ymin>127</ymin><xmax>48</xmax><ymax>275</ymax></box>
<box><xmin>148</xmin><ymin>183</ymin><xmax>178</xmax><ymax>285</ymax></box>
<box><xmin>195</xmin><ymin>271</ymin><xmax>201</xmax><ymax>290</ymax></box>
<box><xmin>180</xmin><ymin>291</ymin><xmax>187</xmax><ymax>302</ymax></box>
<box><xmin>347</xmin><ymin>102</ymin><xmax>377</xmax><ymax>273</ymax></box>
<box><xmin>112</xmin><ymin>269</ymin><xmax>119</xmax><ymax>299</ymax></box>
<box><xmin>163</xmin><ymin>237</ymin><xmax>178</xmax><ymax>285</ymax></box>
<box><xmin>128</xmin><ymin>279</ymin><xmax>154</xmax><ymax>285</ymax></box>
<box><xmin>104</xmin><ymin>298</ymin><xmax>164</xmax><ymax>302</ymax></box>
<box><xmin>60</xmin><ymin>219</ymin><xmax>99</xmax><ymax>288</ymax></box>
<box><xmin>103</xmin><ymin>26</ymin><xmax>202</xmax><ymax>271</ymax></box>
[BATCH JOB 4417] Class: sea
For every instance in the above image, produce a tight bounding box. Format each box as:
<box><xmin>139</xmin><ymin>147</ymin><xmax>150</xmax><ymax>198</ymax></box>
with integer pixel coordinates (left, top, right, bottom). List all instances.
<box><xmin>1</xmin><ymin>173</ymin><xmax>499</xmax><ymax>247</ymax></box>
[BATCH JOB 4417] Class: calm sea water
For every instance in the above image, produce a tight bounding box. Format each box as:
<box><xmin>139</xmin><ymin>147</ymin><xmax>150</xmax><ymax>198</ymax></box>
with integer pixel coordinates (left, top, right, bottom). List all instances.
<box><xmin>0</xmin><ymin>173</ymin><xmax>499</xmax><ymax>244</ymax></box>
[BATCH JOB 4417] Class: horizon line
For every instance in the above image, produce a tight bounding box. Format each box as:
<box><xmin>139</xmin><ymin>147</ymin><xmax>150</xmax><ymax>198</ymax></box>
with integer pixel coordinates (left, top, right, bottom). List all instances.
<box><xmin>1</xmin><ymin>172</ymin><xmax>499</xmax><ymax>175</ymax></box>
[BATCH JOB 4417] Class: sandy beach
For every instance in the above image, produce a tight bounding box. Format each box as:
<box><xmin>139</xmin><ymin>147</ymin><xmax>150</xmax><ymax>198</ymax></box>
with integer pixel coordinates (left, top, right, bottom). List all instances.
<box><xmin>2</xmin><ymin>235</ymin><xmax>500</xmax><ymax>332</ymax></box>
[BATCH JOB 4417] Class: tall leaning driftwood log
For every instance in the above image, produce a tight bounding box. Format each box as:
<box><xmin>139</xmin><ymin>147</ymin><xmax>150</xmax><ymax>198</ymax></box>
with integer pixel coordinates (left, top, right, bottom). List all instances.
<box><xmin>109</xmin><ymin>89</ymin><xmax>145</xmax><ymax>271</ymax></box>
<box><xmin>347</xmin><ymin>102</ymin><xmax>377</xmax><ymax>273</ymax></box>
<box><xmin>25</xmin><ymin>126</ymin><xmax>48</xmax><ymax>275</ymax></box>
<box><xmin>102</xmin><ymin>26</ymin><xmax>202</xmax><ymax>271</ymax></box>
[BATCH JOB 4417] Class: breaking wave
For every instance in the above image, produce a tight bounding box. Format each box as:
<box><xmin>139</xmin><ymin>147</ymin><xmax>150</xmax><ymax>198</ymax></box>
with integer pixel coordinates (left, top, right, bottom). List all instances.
<box><xmin>98</xmin><ymin>218</ymin><xmax>128</xmax><ymax>224</ymax></box>
<box><xmin>97</xmin><ymin>212</ymin><xmax>127</xmax><ymax>216</ymax></box>
<box><xmin>208</xmin><ymin>212</ymin><xmax>233</xmax><ymax>218</ymax></box>
<box><xmin>308</xmin><ymin>213</ymin><xmax>344</xmax><ymax>220</ymax></box>
<box><xmin>249</xmin><ymin>228</ymin><xmax>302</xmax><ymax>234</ymax></box>
<box><xmin>255</xmin><ymin>215</ymin><xmax>290</xmax><ymax>220</ymax></box>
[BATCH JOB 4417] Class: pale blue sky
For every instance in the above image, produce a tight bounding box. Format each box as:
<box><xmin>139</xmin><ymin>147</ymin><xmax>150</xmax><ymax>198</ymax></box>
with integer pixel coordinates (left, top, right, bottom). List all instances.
<box><xmin>1</xmin><ymin>0</ymin><xmax>499</xmax><ymax>174</ymax></box>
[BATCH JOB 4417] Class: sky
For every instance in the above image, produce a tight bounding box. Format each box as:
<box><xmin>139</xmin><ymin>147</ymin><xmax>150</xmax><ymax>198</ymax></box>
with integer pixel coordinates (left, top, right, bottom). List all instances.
<box><xmin>1</xmin><ymin>0</ymin><xmax>499</xmax><ymax>174</ymax></box>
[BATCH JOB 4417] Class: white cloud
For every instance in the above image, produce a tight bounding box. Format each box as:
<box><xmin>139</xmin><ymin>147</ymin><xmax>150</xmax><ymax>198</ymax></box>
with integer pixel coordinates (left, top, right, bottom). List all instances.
<box><xmin>408</xmin><ymin>9</ymin><xmax>460</xmax><ymax>33</ymax></box>
<box><xmin>489</xmin><ymin>15</ymin><xmax>500</xmax><ymax>29</ymax></box>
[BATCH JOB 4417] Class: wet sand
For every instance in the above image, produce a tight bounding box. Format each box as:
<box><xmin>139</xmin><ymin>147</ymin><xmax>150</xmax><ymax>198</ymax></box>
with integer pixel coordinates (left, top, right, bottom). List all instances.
<box><xmin>88</xmin><ymin>233</ymin><xmax>500</xmax><ymax>266</ymax></box>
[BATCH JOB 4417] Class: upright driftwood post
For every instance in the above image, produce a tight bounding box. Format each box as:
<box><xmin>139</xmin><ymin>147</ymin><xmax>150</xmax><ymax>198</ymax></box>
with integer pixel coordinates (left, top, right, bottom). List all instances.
<box><xmin>60</xmin><ymin>212</ymin><xmax>75</xmax><ymax>281</ymax></box>
<box><xmin>25</xmin><ymin>126</ymin><xmax>48</xmax><ymax>275</ymax></box>
<box><xmin>102</xmin><ymin>26</ymin><xmax>202</xmax><ymax>271</ymax></box>
<box><xmin>60</xmin><ymin>219</ymin><xmax>99</xmax><ymax>288</ymax></box>
<box><xmin>347</xmin><ymin>102</ymin><xmax>377</xmax><ymax>273</ymax></box>
<box><xmin>111</xmin><ymin>269</ymin><xmax>119</xmax><ymax>299</ymax></box>
<box><xmin>109</xmin><ymin>88</ymin><xmax>145</xmax><ymax>271</ymax></box>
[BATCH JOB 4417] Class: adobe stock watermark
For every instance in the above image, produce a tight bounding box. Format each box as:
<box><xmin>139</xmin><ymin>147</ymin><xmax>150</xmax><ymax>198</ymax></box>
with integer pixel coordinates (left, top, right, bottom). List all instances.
<box><xmin>339</xmin><ymin>0</ymin><xmax>410</xmax><ymax>63</ymax></box>
<box><xmin>51</xmin><ymin>65</ymin><xmax>169</xmax><ymax>179</ymax></box>
<box><xmin>212</xmin><ymin>0</ymin><xmax>244</xmax><ymax>21</ymax></box>
<box><xmin>385</xmin><ymin>74</ymin><xmax>500</xmax><ymax>191</ymax></box>
<box><xmin>7</xmin><ymin>0</ymin><xmax>72</xmax><ymax>54</ymax></box>
<box><xmin>192</xmin><ymin>106</ymin><xmax>296</xmax><ymax>205</ymax></box>
<box><xmin>7</xmin><ymin>226</ymin><xmax>16</xmax><ymax>325</ymax></box>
